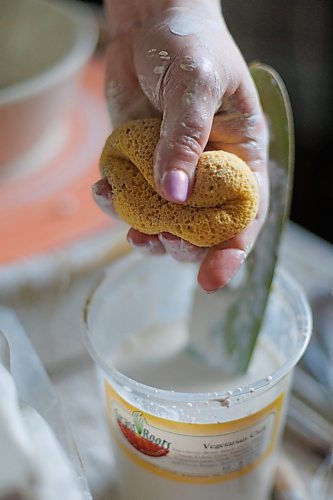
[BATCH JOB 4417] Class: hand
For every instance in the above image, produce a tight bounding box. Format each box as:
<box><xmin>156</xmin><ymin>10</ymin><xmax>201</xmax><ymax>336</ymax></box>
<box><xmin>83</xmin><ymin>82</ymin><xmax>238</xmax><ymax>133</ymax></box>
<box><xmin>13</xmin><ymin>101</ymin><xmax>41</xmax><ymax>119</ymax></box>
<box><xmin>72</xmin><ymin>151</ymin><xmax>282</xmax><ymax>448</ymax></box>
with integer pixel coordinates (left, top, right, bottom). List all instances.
<box><xmin>93</xmin><ymin>0</ymin><xmax>269</xmax><ymax>292</ymax></box>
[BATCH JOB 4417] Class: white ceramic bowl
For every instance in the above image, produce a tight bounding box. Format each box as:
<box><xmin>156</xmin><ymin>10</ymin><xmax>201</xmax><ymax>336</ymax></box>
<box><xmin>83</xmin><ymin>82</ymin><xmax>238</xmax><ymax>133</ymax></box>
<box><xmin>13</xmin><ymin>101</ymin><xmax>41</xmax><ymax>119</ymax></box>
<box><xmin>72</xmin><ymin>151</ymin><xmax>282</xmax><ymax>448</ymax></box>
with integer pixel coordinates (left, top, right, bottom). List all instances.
<box><xmin>0</xmin><ymin>0</ymin><xmax>98</xmax><ymax>169</ymax></box>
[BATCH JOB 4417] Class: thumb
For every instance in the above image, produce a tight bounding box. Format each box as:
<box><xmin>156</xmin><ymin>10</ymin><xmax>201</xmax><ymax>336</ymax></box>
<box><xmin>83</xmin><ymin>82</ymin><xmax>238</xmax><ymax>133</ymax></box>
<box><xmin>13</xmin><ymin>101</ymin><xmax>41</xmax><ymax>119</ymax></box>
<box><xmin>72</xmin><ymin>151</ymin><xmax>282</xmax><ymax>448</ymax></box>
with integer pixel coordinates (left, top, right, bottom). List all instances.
<box><xmin>154</xmin><ymin>65</ymin><xmax>218</xmax><ymax>203</ymax></box>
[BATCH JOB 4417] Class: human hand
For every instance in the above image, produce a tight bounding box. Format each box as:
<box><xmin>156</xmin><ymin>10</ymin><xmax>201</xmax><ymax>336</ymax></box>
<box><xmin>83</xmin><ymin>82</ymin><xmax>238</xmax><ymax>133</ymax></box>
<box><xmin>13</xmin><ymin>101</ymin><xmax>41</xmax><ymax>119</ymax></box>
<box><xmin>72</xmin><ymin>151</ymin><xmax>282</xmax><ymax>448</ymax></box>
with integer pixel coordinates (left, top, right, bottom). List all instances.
<box><xmin>92</xmin><ymin>0</ymin><xmax>269</xmax><ymax>292</ymax></box>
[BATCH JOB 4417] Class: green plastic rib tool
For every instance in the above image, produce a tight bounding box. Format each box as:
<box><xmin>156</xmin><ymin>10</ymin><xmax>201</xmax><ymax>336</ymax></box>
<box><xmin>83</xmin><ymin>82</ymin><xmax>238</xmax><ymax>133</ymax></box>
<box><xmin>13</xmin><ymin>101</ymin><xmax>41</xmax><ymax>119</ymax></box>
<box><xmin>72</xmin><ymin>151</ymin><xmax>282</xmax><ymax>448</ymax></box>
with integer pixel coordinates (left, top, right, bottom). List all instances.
<box><xmin>188</xmin><ymin>62</ymin><xmax>294</xmax><ymax>374</ymax></box>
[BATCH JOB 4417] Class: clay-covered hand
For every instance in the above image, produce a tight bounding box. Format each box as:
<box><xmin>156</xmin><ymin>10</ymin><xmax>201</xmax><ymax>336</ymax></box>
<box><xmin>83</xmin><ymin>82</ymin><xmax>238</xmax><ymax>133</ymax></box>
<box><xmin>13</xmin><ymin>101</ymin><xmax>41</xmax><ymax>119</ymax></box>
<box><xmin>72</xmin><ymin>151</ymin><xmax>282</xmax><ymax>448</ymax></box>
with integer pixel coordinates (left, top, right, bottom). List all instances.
<box><xmin>92</xmin><ymin>0</ymin><xmax>268</xmax><ymax>292</ymax></box>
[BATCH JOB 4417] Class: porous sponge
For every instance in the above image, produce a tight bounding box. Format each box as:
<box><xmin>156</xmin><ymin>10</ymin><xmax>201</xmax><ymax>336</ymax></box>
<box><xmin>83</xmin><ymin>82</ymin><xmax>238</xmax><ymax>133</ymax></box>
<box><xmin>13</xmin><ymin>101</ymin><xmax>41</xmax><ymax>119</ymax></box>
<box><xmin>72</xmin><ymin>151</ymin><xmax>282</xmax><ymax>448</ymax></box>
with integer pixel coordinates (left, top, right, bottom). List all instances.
<box><xmin>100</xmin><ymin>118</ymin><xmax>259</xmax><ymax>247</ymax></box>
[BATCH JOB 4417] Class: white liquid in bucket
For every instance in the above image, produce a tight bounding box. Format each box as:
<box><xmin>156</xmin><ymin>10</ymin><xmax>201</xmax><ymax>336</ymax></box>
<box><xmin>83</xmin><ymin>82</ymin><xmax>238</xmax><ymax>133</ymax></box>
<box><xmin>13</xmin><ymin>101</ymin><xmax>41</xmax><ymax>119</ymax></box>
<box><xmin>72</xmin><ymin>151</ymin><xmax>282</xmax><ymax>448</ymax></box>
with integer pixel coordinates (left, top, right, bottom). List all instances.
<box><xmin>104</xmin><ymin>321</ymin><xmax>289</xmax><ymax>500</ymax></box>
<box><xmin>112</xmin><ymin>320</ymin><xmax>282</xmax><ymax>393</ymax></box>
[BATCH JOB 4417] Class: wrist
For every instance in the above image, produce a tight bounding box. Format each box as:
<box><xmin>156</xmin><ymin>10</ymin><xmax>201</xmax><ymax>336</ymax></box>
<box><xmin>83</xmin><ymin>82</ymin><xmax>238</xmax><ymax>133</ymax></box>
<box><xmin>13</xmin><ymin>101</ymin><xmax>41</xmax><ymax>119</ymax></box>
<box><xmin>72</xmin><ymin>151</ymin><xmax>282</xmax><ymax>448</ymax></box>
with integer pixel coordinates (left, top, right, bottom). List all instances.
<box><xmin>104</xmin><ymin>0</ymin><xmax>222</xmax><ymax>38</ymax></box>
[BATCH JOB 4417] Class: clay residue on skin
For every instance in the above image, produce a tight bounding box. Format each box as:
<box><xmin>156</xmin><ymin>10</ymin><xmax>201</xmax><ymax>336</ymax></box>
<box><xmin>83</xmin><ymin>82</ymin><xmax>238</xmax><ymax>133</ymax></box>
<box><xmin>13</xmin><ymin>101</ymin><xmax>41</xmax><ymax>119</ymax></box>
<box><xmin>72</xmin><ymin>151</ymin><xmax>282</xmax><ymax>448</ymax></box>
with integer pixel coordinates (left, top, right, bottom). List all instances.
<box><xmin>158</xmin><ymin>233</ymin><xmax>205</xmax><ymax>262</ymax></box>
<box><xmin>105</xmin><ymin>80</ymin><xmax>126</xmax><ymax>124</ymax></box>
<box><xmin>178</xmin><ymin>55</ymin><xmax>198</xmax><ymax>72</ymax></box>
<box><xmin>180</xmin><ymin>63</ymin><xmax>197</xmax><ymax>72</ymax></box>
<box><xmin>182</xmin><ymin>91</ymin><xmax>195</xmax><ymax>106</ymax></box>
<box><xmin>177</xmin><ymin>59</ymin><xmax>218</xmax><ymax>124</ymax></box>
<box><xmin>106</xmin><ymin>80</ymin><xmax>158</xmax><ymax>126</ymax></box>
<box><xmin>165</xmin><ymin>8</ymin><xmax>204</xmax><ymax>36</ymax></box>
<box><xmin>153</xmin><ymin>65</ymin><xmax>165</xmax><ymax>75</ymax></box>
<box><xmin>159</xmin><ymin>50</ymin><xmax>170</xmax><ymax>60</ymax></box>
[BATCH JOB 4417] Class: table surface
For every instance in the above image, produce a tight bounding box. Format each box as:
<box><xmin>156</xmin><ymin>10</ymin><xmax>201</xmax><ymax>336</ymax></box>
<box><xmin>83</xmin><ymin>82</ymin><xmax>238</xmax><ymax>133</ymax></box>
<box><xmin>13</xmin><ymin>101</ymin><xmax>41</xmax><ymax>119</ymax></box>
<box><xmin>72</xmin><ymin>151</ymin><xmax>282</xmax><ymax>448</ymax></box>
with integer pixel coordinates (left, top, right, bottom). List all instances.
<box><xmin>9</xmin><ymin>221</ymin><xmax>333</xmax><ymax>500</ymax></box>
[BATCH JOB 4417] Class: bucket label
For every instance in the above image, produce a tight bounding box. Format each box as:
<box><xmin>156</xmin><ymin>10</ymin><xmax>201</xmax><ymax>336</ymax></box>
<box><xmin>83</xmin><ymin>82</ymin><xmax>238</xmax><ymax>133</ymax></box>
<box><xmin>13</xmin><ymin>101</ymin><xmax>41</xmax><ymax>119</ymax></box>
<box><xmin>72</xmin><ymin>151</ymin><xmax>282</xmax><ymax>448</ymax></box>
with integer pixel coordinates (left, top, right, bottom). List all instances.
<box><xmin>105</xmin><ymin>381</ymin><xmax>285</xmax><ymax>483</ymax></box>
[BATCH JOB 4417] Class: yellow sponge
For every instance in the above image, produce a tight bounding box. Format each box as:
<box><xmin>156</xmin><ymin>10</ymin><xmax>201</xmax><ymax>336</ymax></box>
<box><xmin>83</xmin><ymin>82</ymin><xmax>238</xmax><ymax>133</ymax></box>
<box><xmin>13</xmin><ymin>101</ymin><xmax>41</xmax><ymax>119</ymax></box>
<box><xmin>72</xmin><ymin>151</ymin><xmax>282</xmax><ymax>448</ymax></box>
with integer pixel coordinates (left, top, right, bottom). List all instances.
<box><xmin>100</xmin><ymin>118</ymin><xmax>259</xmax><ymax>247</ymax></box>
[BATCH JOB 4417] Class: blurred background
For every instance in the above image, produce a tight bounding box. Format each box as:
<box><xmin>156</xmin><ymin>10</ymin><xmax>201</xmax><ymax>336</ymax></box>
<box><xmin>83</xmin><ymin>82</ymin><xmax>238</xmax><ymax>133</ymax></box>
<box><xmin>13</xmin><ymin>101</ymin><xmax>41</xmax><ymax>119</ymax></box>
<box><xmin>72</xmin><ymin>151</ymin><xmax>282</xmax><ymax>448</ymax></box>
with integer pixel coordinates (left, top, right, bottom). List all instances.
<box><xmin>0</xmin><ymin>1</ymin><xmax>332</xmax><ymax>499</ymax></box>
<box><xmin>222</xmin><ymin>0</ymin><xmax>333</xmax><ymax>245</ymax></box>
<box><xmin>82</xmin><ymin>0</ymin><xmax>333</xmax><ymax>245</ymax></box>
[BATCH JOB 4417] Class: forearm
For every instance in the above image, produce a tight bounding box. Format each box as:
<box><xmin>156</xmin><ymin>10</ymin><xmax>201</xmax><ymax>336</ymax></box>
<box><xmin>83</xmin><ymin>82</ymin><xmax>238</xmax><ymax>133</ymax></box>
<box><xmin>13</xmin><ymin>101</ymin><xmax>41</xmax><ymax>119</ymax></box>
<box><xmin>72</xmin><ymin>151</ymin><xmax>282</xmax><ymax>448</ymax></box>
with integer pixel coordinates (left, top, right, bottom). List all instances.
<box><xmin>104</xmin><ymin>0</ymin><xmax>222</xmax><ymax>38</ymax></box>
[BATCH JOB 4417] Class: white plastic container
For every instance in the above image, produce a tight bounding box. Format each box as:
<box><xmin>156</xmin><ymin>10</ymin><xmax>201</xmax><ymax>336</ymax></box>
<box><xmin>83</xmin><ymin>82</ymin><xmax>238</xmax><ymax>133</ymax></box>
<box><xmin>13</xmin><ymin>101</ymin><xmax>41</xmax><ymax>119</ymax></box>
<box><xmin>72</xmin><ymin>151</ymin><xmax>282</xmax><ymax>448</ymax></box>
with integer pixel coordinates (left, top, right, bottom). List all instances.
<box><xmin>83</xmin><ymin>254</ymin><xmax>312</xmax><ymax>500</ymax></box>
<box><xmin>0</xmin><ymin>0</ymin><xmax>97</xmax><ymax>169</ymax></box>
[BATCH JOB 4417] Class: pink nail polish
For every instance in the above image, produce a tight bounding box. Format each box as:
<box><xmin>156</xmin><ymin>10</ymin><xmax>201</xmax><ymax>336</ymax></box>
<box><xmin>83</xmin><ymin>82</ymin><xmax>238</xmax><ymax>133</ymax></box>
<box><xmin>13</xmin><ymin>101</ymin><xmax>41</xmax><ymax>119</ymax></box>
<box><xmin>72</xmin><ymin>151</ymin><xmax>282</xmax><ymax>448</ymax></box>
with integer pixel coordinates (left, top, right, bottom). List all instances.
<box><xmin>160</xmin><ymin>169</ymin><xmax>189</xmax><ymax>203</ymax></box>
<box><xmin>92</xmin><ymin>179</ymin><xmax>112</xmax><ymax>197</ymax></box>
<box><xmin>92</xmin><ymin>181</ymin><xmax>117</xmax><ymax>217</ymax></box>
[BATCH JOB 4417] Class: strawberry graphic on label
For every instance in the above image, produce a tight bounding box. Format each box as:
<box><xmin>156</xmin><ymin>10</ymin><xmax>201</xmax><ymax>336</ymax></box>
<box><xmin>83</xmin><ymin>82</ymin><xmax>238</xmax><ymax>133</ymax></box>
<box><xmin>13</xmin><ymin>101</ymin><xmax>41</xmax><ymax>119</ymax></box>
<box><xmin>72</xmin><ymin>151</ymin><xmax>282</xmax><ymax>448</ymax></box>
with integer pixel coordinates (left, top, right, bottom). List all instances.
<box><xmin>117</xmin><ymin>411</ymin><xmax>170</xmax><ymax>457</ymax></box>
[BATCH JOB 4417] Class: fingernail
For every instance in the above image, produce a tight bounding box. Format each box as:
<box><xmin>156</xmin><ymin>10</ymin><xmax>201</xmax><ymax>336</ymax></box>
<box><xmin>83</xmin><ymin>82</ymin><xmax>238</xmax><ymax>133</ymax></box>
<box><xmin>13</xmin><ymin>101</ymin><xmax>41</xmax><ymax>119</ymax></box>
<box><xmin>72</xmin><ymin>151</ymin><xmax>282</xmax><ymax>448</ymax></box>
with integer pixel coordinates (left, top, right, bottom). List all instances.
<box><xmin>92</xmin><ymin>180</ymin><xmax>117</xmax><ymax>217</ymax></box>
<box><xmin>160</xmin><ymin>169</ymin><xmax>189</xmax><ymax>203</ymax></box>
<box><xmin>158</xmin><ymin>232</ymin><xmax>178</xmax><ymax>244</ymax></box>
<box><xmin>92</xmin><ymin>179</ymin><xmax>111</xmax><ymax>197</ymax></box>
<box><xmin>127</xmin><ymin>235</ymin><xmax>165</xmax><ymax>256</ymax></box>
<box><xmin>159</xmin><ymin>233</ymin><xmax>204</xmax><ymax>262</ymax></box>
<box><xmin>222</xmin><ymin>249</ymin><xmax>246</xmax><ymax>284</ymax></box>
<box><xmin>158</xmin><ymin>233</ymin><xmax>184</xmax><ymax>259</ymax></box>
<box><xmin>232</xmin><ymin>249</ymin><xmax>246</xmax><ymax>265</ymax></box>
<box><xmin>200</xmin><ymin>249</ymin><xmax>246</xmax><ymax>293</ymax></box>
